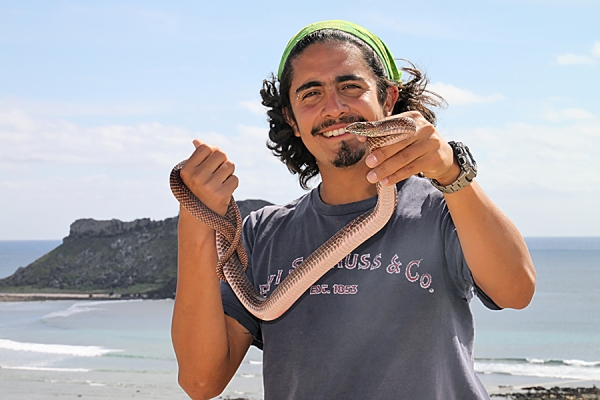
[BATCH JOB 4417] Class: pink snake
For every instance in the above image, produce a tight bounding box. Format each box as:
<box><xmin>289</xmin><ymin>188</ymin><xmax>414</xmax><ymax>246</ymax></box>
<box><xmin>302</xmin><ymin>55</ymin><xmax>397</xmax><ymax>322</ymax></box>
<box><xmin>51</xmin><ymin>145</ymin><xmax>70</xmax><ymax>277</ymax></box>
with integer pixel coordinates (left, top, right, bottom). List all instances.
<box><xmin>170</xmin><ymin>115</ymin><xmax>417</xmax><ymax>321</ymax></box>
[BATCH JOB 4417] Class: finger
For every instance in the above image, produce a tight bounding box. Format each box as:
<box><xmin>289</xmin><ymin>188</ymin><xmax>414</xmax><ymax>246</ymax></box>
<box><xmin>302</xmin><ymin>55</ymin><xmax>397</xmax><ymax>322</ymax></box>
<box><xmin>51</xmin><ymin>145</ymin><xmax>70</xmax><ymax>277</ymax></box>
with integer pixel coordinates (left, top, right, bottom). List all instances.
<box><xmin>203</xmin><ymin>173</ymin><xmax>239</xmax><ymax>204</ymax></box>
<box><xmin>211</xmin><ymin>159</ymin><xmax>236</xmax><ymax>186</ymax></box>
<box><xmin>184</xmin><ymin>142</ymin><xmax>214</xmax><ymax>170</ymax></box>
<box><xmin>180</xmin><ymin>147</ymin><xmax>227</xmax><ymax>191</ymax></box>
<box><xmin>199</xmin><ymin>149</ymin><xmax>230</xmax><ymax>176</ymax></box>
<box><xmin>377</xmin><ymin>155</ymin><xmax>432</xmax><ymax>186</ymax></box>
<box><xmin>366</xmin><ymin>117</ymin><xmax>439</xmax><ymax>168</ymax></box>
<box><xmin>220</xmin><ymin>173</ymin><xmax>239</xmax><ymax>197</ymax></box>
<box><xmin>185</xmin><ymin>155</ymin><xmax>237</xmax><ymax>215</ymax></box>
<box><xmin>367</xmin><ymin>138</ymin><xmax>432</xmax><ymax>184</ymax></box>
<box><xmin>192</xmin><ymin>138</ymin><xmax>221</xmax><ymax>151</ymax></box>
<box><xmin>365</xmin><ymin>135</ymin><xmax>414</xmax><ymax>168</ymax></box>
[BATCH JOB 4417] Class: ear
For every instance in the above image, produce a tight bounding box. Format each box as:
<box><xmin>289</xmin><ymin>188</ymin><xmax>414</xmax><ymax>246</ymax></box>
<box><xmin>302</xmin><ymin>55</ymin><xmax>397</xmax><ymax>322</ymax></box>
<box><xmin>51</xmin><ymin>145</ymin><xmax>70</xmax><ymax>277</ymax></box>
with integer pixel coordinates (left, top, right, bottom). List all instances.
<box><xmin>383</xmin><ymin>86</ymin><xmax>400</xmax><ymax>117</ymax></box>
<box><xmin>283</xmin><ymin>107</ymin><xmax>301</xmax><ymax>137</ymax></box>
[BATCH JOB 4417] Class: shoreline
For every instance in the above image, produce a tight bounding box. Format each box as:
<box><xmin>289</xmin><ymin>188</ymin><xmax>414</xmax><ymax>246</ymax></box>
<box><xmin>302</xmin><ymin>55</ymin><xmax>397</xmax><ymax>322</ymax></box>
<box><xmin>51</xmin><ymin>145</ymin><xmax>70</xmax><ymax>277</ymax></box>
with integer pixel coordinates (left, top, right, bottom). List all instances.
<box><xmin>0</xmin><ymin>292</ymin><xmax>147</xmax><ymax>302</ymax></box>
<box><xmin>489</xmin><ymin>385</ymin><xmax>600</xmax><ymax>399</ymax></box>
<box><xmin>482</xmin><ymin>375</ymin><xmax>600</xmax><ymax>399</ymax></box>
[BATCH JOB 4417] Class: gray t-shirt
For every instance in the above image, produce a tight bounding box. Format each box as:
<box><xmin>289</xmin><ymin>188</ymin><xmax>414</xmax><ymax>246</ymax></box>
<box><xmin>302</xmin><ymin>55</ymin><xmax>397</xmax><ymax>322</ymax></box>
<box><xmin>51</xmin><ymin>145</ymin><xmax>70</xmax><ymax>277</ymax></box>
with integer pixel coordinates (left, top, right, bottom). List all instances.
<box><xmin>221</xmin><ymin>176</ymin><xmax>498</xmax><ymax>399</ymax></box>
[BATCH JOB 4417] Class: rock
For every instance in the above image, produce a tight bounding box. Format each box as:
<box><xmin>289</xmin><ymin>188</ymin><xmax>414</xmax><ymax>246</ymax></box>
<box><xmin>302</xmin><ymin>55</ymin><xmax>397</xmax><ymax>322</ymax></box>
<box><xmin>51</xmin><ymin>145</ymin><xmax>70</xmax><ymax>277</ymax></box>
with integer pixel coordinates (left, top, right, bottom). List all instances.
<box><xmin>0</xmin><ymin>199</ymin><xmax>273</xmax><ymax>297</ymax></box>
<box><xmin>69</xmin><ymin>218</ymin><xmax>156</xmax><ymax>238</ymax></box>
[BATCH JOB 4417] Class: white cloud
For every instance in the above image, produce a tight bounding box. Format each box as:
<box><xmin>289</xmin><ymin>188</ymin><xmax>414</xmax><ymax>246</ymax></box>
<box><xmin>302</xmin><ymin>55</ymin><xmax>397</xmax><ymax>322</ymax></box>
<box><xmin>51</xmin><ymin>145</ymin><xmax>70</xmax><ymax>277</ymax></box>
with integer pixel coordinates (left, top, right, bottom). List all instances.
<box><xmin>0</xmin><ymin>107</ymin><xmax>306</xmax><ymax>239</ymax></box>
<box><xmin>457</xmin><ymin>118</ymin><xmax>600</xmax><ymax>193</ymax></box>
<box><xmin>428</xmin><ymin>83</ymin><xmax>504</xmax><ymax>106</ymax></box>
<box><xmin>592</xmin><ymin>42</ymin><xmax>600</xmax><ymax>57</ymax></box>
<box><xmin>0</xmin><ymin>96</ymin><xmax>170</xmax><ymax>117</ymax></box>
<box><xmin>0</xmin><ymin>108</ymin><xmax>191</xmax><ymax>168</ymax></box>
<box><xmin>456</xmin><ymin>117</ymin><xmax>600</xmax><ymax>236</ymax></box>
<box><xmin>556</xmin><ymin>42</ymin><xmax>600</xmax><ymax>65</ymax></box>
<box><xmin>239</xmin><ymin>100</ymin><xmax>267</xmax><ymax>116</ymax></box>
<box><xmin>556</xmin><ymin>53</ymin><xmax>595</xmax><ymax>65</ymax></box>
<box><xmin>3</xmin><ymin>103</ymin><xmax>600</xmax><ymax>238</ymax></box>
<box><xmin>543</xmin><ymin>107</ymin><xmax>596</xmax><ymax>122</ymax></box>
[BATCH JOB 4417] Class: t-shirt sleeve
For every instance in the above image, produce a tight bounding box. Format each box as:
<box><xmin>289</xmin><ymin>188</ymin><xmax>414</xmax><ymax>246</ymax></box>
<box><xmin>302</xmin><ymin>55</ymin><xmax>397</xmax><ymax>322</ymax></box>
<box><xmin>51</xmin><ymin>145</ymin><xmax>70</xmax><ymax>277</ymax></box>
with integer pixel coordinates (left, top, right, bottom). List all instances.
<box><xmin>220</xmin><ymin>213</ymin><xmax>264</xmax><ymax>349</ymax></box>
<box><xmin>440</xmin><ymin>200</ymin><xmax>502</xmax><ymax>311</ymax></box>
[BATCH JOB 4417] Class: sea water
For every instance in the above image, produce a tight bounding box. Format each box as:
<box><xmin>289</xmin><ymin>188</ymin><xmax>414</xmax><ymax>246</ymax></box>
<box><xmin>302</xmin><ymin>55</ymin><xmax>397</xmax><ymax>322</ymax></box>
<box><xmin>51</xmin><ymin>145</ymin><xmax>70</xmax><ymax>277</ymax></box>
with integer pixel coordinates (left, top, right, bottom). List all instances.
<box><xmin>0</xmin><ymin>299</ymin><xmax>263</xmax><ymax>399</ymax></box>
<box><xmin>473</xmin><ymin>237</ymin><xmax>600</xmax><ymax>389</ymax></box>
<box><xmin>0</xmin><ymin>238</ymin><xmax>599</xmax><ymax>399</ymax></box>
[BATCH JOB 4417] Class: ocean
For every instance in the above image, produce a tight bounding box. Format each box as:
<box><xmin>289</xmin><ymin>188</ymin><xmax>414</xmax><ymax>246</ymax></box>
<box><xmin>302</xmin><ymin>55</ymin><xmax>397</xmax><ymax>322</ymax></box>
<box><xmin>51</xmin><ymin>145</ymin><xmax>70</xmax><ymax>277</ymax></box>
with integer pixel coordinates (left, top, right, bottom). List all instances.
<box><xmin>0</xmin><ymin>238</ymin><xmax>599</xmax><ymax>399</ymax></box>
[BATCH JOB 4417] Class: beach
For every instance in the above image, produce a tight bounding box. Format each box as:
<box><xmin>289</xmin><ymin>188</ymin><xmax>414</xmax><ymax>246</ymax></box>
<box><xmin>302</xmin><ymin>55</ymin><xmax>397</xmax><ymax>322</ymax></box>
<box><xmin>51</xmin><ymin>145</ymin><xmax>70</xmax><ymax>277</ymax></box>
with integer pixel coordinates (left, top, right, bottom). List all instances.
<box><xmin>0</xmin><ymin>367</ymin><xmax>187</xmax><ymax>399</ymax></box>
<box><xmin>0</xmin><ymin>298</ymin><xmax>263</xmax><ymax>400</ymax></box>
<box><xmin>1</xmin><ymin>238</ymin><xmax>599</xmax><ymax>399</ymax></box>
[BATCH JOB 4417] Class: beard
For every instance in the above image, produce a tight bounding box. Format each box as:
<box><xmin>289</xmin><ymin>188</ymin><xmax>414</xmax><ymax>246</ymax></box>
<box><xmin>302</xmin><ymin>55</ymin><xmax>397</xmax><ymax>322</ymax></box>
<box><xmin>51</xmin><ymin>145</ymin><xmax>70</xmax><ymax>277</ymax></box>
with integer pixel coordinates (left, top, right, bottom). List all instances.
<box><xmin>332</xmin><ymin>140</ymin><xmax>366</xmax><ymax>168</ymax></box>
<box><xmin>311</xmin><ymin>115</ymin><xmax>367</xmax><ymax>168</ymax></box>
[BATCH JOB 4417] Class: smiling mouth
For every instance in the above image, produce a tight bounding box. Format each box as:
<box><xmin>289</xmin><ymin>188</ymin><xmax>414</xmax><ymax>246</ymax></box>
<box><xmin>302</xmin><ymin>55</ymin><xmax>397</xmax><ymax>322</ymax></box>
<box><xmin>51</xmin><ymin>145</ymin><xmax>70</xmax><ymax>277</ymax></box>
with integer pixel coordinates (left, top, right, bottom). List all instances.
<box><xmin>321</xmin><ymin>128</ymin><xmax>348</xmax><ymax>138</ymax></box>
<box><xmin>312</xmin><ymin>115</ymin><xmax>366</xmax><ymax>137</ymax></box>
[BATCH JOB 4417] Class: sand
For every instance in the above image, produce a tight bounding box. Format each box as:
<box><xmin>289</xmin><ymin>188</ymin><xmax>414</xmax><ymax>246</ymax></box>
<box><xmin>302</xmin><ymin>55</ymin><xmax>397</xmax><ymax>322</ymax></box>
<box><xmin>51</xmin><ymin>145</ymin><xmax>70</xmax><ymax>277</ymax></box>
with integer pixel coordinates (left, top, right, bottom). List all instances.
<box><xmin>2</xmin><ymin>364</ymin><xmax>599</xmax><ymax>399</ymax></box>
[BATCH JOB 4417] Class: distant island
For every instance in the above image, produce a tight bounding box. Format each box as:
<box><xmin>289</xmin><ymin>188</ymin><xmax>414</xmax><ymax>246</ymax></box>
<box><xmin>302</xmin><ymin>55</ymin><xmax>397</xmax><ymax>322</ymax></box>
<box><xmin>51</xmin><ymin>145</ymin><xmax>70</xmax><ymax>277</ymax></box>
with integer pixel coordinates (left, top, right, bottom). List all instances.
<box><xmin>0</xmin><ymin>199</ymin><xmax>272</xmax><ymax>300</ymax></box>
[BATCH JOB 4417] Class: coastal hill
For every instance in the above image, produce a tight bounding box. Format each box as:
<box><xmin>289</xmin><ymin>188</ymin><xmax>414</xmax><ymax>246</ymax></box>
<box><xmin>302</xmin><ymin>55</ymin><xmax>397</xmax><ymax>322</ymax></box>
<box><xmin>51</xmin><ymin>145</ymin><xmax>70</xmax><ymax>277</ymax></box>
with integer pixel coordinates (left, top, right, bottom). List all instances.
<box><xmin>0</xmin><ymin>199</ymin><xmax>272</xmax><ymax>299</ymax></box>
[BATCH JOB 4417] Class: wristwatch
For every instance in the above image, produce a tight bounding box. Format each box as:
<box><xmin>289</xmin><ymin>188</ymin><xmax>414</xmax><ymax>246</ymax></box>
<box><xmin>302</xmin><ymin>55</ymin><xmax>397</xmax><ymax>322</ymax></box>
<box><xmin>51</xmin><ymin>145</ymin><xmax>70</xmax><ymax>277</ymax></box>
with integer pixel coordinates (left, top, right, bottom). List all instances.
<box><xmin>430</xmin><ymin>141</ymin><xmax>477</xmax><ymax>194</ymax></box>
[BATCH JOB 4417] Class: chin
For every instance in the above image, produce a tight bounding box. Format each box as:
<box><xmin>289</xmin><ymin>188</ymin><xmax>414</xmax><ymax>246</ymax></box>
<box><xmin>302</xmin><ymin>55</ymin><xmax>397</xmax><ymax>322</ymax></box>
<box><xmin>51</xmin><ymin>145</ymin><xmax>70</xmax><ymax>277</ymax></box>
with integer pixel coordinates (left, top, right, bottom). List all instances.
<box><xmin>332</xmin><ymin>141</ymin><xmax>366</xmax><ymax>168</ymax></box>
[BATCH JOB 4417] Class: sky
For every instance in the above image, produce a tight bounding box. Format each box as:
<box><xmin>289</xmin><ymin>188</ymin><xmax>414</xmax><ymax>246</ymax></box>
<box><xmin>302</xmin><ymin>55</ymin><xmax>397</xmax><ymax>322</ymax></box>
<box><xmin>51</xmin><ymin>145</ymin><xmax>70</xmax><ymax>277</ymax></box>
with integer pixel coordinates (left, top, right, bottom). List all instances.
<box><xmin>1</xmin><ymin>0</ymin><xmax>599</xmax><ymax>240</ymax></box>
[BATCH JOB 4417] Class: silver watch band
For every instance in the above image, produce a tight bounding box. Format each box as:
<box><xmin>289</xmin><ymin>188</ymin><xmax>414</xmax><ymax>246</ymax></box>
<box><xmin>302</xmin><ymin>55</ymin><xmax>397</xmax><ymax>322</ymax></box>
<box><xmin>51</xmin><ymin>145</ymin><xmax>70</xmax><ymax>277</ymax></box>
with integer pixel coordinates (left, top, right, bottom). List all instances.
<box><xmin>429</xmin><ymin>141</ymin><xmax>477</xmax><ymax>194</ymax></box>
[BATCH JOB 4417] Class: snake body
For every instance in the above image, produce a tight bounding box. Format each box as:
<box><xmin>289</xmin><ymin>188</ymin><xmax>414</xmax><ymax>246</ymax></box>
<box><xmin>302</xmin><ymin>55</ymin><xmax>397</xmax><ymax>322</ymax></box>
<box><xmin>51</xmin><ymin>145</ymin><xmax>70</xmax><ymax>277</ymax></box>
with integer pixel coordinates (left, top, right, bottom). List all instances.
<box><xmin>170</xmin><ymin>115</ymin><xmax>417</xmax><ymax>321</ymax></box>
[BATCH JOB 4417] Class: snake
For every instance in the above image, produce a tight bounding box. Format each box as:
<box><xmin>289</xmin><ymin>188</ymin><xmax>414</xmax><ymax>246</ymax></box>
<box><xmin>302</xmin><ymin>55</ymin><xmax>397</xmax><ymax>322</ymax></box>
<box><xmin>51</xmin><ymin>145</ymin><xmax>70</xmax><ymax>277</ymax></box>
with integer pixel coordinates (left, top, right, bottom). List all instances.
<box><xmin>170</xmin><ymin>115</ymin><xmax>417</xmax><ymax>321</ymax></box>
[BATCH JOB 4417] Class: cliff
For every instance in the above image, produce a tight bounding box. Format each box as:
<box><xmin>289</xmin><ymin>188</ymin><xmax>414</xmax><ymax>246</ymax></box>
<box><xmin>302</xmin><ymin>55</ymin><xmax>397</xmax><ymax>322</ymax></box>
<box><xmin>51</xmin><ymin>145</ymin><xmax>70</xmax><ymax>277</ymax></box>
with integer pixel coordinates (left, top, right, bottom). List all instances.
<box><xmin>0</xmin><ymin>199</ymin><xmax>272</xmax><ymax>298</ymax></box>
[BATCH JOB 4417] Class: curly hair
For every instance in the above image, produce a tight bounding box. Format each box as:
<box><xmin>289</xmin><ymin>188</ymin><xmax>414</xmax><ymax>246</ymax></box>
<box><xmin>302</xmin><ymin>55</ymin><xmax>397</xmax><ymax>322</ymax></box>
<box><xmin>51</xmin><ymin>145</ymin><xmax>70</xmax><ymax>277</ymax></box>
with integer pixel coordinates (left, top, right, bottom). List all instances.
<box><xmin>260</xmin><ymin>29</ymin><xmax>445</xmax><ymax>190</ymax></box>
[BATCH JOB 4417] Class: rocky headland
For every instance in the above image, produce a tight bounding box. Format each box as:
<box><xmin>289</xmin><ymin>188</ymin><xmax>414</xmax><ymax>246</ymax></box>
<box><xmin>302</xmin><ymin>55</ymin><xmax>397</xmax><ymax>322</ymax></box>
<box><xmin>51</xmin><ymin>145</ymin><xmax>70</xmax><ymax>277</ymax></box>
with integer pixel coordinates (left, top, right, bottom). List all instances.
<box><xmin>0</xmin><ymin>199</ymin><xmax>272</xmax><ymax>300</ymax></box>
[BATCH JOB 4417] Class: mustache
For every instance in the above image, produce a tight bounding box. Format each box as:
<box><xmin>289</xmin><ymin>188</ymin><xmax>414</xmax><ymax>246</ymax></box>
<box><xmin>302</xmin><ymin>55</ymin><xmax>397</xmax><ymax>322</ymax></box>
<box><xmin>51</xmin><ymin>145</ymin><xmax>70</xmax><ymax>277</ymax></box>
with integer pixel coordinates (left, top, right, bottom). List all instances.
<box><xmin>311</xmin><ymin>115</ymin><xmax>367</xmax><ymax>136</ymax></box>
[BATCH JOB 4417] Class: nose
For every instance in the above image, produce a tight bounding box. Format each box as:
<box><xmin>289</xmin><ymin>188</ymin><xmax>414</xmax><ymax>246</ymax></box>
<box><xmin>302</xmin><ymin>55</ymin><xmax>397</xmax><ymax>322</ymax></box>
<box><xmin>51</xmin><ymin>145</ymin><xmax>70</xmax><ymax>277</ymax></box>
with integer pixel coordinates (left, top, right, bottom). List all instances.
<box><xmin>320</xmin><ymin>89</ymin><xmax>348</xmax><ymax>120</ymax></box>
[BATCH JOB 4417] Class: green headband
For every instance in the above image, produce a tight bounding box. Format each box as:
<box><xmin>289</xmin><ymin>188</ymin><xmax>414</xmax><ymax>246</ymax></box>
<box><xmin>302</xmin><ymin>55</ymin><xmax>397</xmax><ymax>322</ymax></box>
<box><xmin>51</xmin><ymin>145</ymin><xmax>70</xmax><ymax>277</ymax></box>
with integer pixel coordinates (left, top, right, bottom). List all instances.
<box><xmin>277</xmin><ymin>20</ymin><xmax>401</xmax><ymax>82</ymax></box>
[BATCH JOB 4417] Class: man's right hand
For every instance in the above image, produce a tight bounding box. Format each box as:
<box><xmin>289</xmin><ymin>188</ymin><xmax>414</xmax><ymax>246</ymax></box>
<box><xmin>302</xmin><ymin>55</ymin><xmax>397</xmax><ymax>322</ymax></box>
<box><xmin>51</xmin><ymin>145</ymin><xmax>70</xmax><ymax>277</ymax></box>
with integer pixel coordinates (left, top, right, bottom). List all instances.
<box><xmin>179</xmin><ymin>139</ymin><xmax>238</xmax><ymax>217</ymax></box>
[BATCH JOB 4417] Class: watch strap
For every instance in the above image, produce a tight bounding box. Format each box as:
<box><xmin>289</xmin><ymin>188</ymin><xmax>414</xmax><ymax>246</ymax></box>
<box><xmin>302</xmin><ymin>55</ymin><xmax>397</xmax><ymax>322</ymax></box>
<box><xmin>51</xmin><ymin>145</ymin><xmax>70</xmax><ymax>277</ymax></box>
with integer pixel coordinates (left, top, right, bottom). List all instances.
<box><xmin>430</xmin><ymin>141</ymin><xmax>477</xmax><ymax>194</ymax></box>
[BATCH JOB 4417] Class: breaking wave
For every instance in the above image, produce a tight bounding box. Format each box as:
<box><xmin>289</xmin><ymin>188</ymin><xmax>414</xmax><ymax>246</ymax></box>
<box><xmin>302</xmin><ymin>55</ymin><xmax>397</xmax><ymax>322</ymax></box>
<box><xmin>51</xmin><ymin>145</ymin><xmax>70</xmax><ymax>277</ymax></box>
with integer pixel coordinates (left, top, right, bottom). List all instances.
<box><xmin>475</xmin><ymin>357</ymin><xmax>600</xmax><ymax>381</ymax></box>
<box><xmin>0</xmin><ymin>338</ymin><xmax>121</xmax><ymax>357</ymax></box>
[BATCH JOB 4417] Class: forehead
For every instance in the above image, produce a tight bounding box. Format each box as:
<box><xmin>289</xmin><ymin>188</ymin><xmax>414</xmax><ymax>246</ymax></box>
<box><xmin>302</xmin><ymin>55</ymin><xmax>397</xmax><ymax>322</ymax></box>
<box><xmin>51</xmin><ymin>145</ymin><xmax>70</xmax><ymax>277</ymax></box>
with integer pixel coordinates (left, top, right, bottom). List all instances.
<box><xmin>289</xmin><ymin>41</ymin><xmax>375</xmax><ymax>86</ymax></box>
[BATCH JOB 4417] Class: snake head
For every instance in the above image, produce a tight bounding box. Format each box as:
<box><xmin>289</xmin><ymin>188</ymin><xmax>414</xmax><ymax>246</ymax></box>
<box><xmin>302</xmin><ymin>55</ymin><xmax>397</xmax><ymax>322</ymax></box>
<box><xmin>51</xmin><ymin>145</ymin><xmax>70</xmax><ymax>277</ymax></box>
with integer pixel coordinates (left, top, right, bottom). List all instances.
<box><xmin>344</xmin><ymin>121</ymin><xmax>378</xmax><ymax>137</ymax></box>
<box><xmin>345</xmin><ymin>116</ymin><xmax>417</xmax><ymax>137</ymax></box>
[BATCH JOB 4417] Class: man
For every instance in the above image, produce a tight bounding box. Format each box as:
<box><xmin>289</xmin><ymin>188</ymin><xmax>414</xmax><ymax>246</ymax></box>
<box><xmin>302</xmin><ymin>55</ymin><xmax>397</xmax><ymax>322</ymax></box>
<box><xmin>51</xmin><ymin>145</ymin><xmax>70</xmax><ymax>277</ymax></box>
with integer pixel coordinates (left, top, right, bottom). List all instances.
<box><xmin>171</xmin><ymin>20</ymin><xmax>536</xmax><ymax>400</ymax></box>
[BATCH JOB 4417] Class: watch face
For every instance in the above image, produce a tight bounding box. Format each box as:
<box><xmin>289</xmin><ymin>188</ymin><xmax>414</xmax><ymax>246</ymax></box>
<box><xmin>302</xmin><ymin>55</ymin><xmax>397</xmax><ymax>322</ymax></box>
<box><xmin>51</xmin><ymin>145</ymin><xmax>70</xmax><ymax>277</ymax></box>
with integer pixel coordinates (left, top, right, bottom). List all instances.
<box><xmin>431</xmin><ymin>141</ymin><xmax>478</xmax><ymax>193</ymax></box>
<box><xmin>454</xmin><ymin>142</ymin><xmax>477</xmax><ymax>174</ymax></box>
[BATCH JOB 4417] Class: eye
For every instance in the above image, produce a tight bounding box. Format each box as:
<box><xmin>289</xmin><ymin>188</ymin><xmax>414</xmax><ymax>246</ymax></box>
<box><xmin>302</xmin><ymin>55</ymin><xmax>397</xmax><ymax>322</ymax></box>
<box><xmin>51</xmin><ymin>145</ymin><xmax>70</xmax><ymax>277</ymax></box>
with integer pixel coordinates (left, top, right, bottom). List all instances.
<box><xmin>298</xmin><ymin>89</ymin><xmax>322</xmax><ymax>102</ymax></box>
<box><xmin>340</xmin><ymin>83</ymin><xmax>364</xmax><ymax>95</ymax></box>
<box><xmin>302</xmin><ymin>90</ymin><xmax>319</xmax><ymax>99</ymax></box>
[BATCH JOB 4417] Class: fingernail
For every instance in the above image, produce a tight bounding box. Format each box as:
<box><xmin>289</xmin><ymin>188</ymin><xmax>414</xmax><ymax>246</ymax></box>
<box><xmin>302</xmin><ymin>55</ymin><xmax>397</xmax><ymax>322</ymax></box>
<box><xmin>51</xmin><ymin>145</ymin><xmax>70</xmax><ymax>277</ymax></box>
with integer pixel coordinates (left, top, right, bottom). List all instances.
<box><xmin>366</xmin><ymin>154</ymin><xmax>377</xmax><ymax>167</ymax></box>
<box><xmin>380</xmin><ymin>177</ymin><xmax>389</xmax><ymax>186</ymax></box>
<box><xmin>367</xmin><ymin>171</ymin><xmax>378</xmax><ymax>183</ymax></box>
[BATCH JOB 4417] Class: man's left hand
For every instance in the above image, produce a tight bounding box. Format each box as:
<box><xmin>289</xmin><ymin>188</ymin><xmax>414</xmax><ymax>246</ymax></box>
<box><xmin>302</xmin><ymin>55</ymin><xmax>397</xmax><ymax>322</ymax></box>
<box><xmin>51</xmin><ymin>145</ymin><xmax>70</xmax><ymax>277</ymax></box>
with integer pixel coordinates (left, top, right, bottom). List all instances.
<box><xmin>358</xmin><ymin>110</ymin><xmax>460</xmax><ymax>187</ymax></box>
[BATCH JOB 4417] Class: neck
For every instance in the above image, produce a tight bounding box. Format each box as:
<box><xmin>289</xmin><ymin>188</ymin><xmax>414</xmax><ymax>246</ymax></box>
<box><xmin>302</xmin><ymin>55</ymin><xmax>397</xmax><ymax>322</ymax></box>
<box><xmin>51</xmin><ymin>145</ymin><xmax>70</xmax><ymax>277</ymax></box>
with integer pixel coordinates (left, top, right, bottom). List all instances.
<box><xmin>318</xmin><ymin>162</ymin><xmax>377</xmax><ymax>205</ymax></box>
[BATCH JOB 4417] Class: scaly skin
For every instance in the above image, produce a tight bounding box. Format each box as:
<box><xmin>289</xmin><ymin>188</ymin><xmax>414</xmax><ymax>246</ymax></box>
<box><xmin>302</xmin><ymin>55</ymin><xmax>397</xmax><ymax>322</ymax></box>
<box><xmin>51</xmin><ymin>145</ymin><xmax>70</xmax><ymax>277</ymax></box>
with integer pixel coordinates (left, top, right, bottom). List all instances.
<box><xmin>170</xmin><ymin>115</ymin><xmax>417</xmax><ymax>321</ymax></box>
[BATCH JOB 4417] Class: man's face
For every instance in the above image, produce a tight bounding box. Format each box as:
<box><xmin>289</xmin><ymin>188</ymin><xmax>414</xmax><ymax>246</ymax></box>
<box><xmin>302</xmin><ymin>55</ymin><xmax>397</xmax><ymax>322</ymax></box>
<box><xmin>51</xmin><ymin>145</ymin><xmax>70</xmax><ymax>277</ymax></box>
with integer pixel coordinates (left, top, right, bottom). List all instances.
<box><xmin>286</xmin><ymin>41</ymin><xmax>396</xmax><ymax>171</ymax></box>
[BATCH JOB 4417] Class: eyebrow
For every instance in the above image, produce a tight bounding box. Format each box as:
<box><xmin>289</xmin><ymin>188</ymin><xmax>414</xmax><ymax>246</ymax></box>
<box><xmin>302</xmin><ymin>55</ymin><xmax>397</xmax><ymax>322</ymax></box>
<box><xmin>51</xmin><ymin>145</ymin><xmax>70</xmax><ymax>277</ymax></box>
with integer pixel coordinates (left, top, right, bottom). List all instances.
<box><xmin>294</xmin><ymin>74</ymin><xmax>367</xmax><ymax>95</ymax></box>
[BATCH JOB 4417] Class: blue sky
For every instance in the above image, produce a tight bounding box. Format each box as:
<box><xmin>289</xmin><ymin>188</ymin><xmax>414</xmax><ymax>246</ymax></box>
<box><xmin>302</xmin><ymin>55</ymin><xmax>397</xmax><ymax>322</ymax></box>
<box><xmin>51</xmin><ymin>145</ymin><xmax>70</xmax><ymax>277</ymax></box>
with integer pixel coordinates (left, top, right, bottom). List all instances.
<box><xmin>1</xmin><ymin>0</ymin><xmax>599</xmax><ymax>239</ymax></box>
